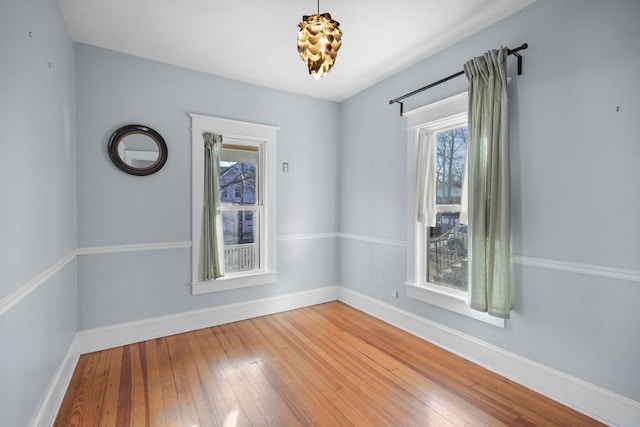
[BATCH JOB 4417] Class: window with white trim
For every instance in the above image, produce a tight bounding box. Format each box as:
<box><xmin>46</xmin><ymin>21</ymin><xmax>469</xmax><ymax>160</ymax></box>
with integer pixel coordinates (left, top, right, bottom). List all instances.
<box><xmin>190</xmin><ymin>115</ymin><xmax>278</xmax><ymax>295</ymax></box>
<box><xmin>405</xmin><ymin>94</ymin><xmax>504</xmax><ymax>327</ymax></box>
<box><xmin>428</xmin><ymin>121</ymin><xmax>469</xmax><ymax>294</ymax></box>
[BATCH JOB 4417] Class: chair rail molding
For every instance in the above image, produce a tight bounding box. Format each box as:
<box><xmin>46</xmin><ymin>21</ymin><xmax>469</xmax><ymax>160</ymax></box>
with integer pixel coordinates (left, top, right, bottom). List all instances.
<box><xmin>513</xmin><ymin>255</ymin><xmax>640</xmax><ymax>283</ymax></box>
<box><xmin>76</xmin><ymin>241</ymin><xmax>192</xmax><ymax>256</ymax></box>
<box><xmin>339</xmin><ymin>232</ymin><xmax>407</xmax><ymax>247</ymax></box>
<box><xmin>0</xmin><ymin>250</ymin><xmax>76</xmax><ymax>316</ymax></box>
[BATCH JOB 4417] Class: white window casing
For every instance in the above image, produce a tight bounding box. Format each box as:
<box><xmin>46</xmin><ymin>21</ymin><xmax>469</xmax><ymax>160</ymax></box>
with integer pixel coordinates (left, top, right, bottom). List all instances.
<box><xmin>190</xmin><ymin>114</ymin><xmax>278</xmax><ymax>294</ymax></box>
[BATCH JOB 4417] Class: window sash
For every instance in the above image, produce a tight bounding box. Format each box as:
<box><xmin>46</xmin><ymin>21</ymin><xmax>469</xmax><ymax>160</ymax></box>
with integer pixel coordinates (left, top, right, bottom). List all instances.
<box><xmin>435</xmin><ymin>204</ymin><xmax>461</xmax><ymax>213</ymax></box>
<box><xmin>221</xmin><ymin>208</ymin><xmax>261</xmax><ymax>274</ymax></box>
<box><xmin>219</xmin><ymin>143</ymin><xmax>262</xmax><ymax>272</ymax></box>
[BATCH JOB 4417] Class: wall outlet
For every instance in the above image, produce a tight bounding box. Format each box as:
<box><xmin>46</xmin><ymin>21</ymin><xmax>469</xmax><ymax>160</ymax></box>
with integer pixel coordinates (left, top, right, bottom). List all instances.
<box><xmin>391</xmin><ymin>290</ymin><xmax>399</xmax><ymax>298</ymax></box>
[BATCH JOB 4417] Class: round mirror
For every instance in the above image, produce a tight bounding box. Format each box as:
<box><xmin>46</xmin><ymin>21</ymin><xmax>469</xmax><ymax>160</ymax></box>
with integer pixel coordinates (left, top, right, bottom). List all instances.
<box><xmin>107</xmin><ymin>124</ymin><xmax>168</xmax><ymax>176</ymax></box>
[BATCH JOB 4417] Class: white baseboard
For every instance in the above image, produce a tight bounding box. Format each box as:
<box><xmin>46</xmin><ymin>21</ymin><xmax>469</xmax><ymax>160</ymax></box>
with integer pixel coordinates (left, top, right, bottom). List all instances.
<box><xmin>34</xmin><ymin>285</ymin><xmax>639</xmax><ymax>427</ymax></box>
<box><xmin>31</xmin><ymin>339</ymin><xmax>82</xmax><ymax>427</ymax></box>
<box><xmin>337</xmin><ymin>287</ymin><xmax>640</xmax><ymax>427</ymax></box>
<box><xmin>75</xmin><ymin>286</ymin><xmax>339</xmax><ymax>355</ymax></box>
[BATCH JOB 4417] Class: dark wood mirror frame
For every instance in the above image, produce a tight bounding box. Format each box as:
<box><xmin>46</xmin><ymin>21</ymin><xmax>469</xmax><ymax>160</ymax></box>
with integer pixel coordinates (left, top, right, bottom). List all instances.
<box><xmin>107</xmin><ymin>124</ymin><xmax>168</xmax><ymax>176</ymax></box>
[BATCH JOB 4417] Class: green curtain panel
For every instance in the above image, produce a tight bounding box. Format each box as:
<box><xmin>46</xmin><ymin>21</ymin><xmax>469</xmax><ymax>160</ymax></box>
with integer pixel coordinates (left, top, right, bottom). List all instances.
<box><xmin>203</xmin><ymin>132</ymin><xmax>225</xmax><ymax>280</ymax></box>
<box><xmin>464</xmin><ymin>48</ymin><xmax>511</xmax><ymax>317</ymax></box>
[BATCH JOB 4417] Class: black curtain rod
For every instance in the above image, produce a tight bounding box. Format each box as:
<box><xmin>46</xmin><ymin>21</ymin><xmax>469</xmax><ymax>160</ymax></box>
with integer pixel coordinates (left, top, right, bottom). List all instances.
<box><xmin>389</xmin><ymin>43</ymin><xmax>528</xmax><ymax>116</ymax></box>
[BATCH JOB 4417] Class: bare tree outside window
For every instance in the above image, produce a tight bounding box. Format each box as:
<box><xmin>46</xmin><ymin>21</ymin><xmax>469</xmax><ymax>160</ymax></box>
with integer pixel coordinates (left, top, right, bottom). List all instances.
<box><xmin>428</xmin><ymin>125</ymin><xmax>468</xmax><ymax>291</ymax></box>
<box><xmin>436</xmin><ymin>126</ymin><xmax>467</xmax><ymax>205</ymax></box>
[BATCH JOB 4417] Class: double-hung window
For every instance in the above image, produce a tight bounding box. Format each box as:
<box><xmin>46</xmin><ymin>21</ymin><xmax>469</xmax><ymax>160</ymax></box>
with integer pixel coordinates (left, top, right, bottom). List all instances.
<box><xmin>406</xmin><ymin>93</ymin><xmax>504</xmax><ymax>327</ymax></box>
<box><xmin>219</xmin><ymin>143</ymin><xmax>260</xmax><ymax>274</ymax></box>
<box><xmin>190</xmin><ymin>115</ymin><xmax>278</xmax><ymax>295</ymax></box>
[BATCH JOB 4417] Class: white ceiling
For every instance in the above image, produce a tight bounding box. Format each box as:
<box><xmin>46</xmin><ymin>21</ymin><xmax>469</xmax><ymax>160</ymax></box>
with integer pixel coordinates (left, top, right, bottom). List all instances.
<box><xmin>57</xmin><ymin>0</ymin><xmax>536</xmax><ymax>102</ymax></box>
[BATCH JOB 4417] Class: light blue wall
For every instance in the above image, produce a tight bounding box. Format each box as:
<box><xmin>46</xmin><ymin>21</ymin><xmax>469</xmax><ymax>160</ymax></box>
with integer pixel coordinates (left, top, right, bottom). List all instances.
<box><xmin>339</xmin><ymin>0</ymin><xmax>640</xmax><ymax>401</ymax></box>
<box><xmin>74</xmin><ymin>45</ymin><xmax>340</xmax><ymax>329</ymax></box>
<box><xmin>3</xmin><ymin>1</ymin><xmax>639</xmax><ymax>424</ymax></box>
<box><xmin>0</xmin><ymin>262</ymin><xmax>77</xmax><ymax>426</ymax></box>
<box><xmin>0</xmin><ymin>0</ymin><xmax>77</xmax><ymax>425</ymax></box>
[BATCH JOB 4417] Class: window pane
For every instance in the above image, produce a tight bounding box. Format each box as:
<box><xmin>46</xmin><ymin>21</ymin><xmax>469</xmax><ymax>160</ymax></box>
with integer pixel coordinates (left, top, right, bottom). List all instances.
<box><xmin>220</xmin><ymin>147</ymin><xmax>258</xmax><ymax>206</ymax></box>
<box><xmin>221</xmin><ymin>210</ymin><xmax>256</xmax><ymax>244</ymax></box>
<box><xmin>436</xmin><ymin>126</ymin><xmax>467</xmax><ymax>205</ymax></box>
<box><xmin>427</xmin><ymin>212</ymin><xmax>468</xmax><ymax>291</ymax></box>
<box><xmin>222</xmin><ymin>210</ymin><xmax>259</xmax><ymax>272</ymax></box>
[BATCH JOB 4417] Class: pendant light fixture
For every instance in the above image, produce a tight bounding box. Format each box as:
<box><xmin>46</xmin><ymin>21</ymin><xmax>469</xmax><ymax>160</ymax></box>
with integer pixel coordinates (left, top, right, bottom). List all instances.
<box><xmin>297</xmin><ymin>0</ymin><xmax>342</xmax><ymax>80</ymax></box>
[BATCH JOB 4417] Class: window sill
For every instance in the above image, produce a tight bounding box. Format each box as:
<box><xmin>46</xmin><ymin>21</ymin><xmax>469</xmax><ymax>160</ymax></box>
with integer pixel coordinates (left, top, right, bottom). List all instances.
<box><xmin>405</xmin><ymin>282</ymin><xmax>505</xmax><ymax>328</ymax></box>
<box><xmin>191</xmin><ymin>271</ymin><xmax>277</xmax><ymax>295</ymax></box>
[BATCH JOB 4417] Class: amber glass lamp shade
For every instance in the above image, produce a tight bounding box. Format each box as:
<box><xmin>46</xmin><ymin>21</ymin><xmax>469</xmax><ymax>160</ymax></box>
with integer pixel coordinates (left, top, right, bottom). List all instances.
<box><xmin>297</xmin><ymin>13</ymin><xmax>342</xmax><ymax>80</ymax></box>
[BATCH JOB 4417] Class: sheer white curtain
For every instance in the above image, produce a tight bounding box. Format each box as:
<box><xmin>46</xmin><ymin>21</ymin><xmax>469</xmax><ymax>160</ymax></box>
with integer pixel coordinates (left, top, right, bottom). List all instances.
<box><xmin>464</xmin><ymin>48</ymin><xmax>511</xmax><ymax>317</ymax></box>
<box><xmin>203</xmin><ymin>132</ymin><xmax>225</xmax><ymax>280</ymax></box>
<box><xmin>416</xmin><ymin>129</ymin><xmax>437</xmax><ymax>226</ymax></box>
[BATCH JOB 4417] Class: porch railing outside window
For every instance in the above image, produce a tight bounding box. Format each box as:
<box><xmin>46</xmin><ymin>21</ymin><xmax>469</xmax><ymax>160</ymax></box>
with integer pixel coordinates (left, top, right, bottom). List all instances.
<box><xmin>224</xmin><ymin>243</ymin><xmax>257</xmax><ymax>272</ymax></box>
<box><xmin>428</xmin><ymin>212</ymin><xmax>468</xmax><ymax>291</ymax></box>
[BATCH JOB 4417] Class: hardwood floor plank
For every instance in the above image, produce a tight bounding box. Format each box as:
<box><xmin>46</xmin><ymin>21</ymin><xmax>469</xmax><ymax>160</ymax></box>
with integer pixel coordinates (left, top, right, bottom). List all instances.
<box><xmin>142</xmin><ymin>340</ymin><xmax>167</xmax><ymax>427</ymax></box>
<box><xmin>96</xmin><ymin>347</ymin><xmax>123</xmax><ymax>427</ymax></box>
<box><xmin>191</xmin><ymin>328</ymin><xmax>253</xmax><ymax>426</ymax></box>
<box><xmin>67</xmin><ymin>352</ymin><xmax>101</xmax><ymax>426</ymax></box>
<box><xmin>260</xmin><ymin>314</ymin><xmax>390</xmax><ymax>425</ymax></box>
<box><xmin>54</xmin><ymin>355</ymin><xmax>84</xmax><ymax>426</ymax></box>
<box><xmin>165</xmin><ymin>334</ymin><xmax>205</xmax><ymax>426</ymax></box>
<box><xmin>308</xmin><ymin>312</ymin><xmax>501</xmax><ymax>426</ymax></box>
<box><xmin>218</xmin><ymin>322</ymin><xmax>303</xmax><ymax>425</ymax></box>
<box><xmin>249</xmin><ymin>316</ymin><xmax>384</xmax><ymax>425</ymax></box>
<box><xmin>115</xmin><ymin>345</ymin><xmax>133</xmax><ymax>426</ymax></box>
<box><xmin>54</xmin><ymin>353</ymin><xmax>91</xmax><ymax>426</ymax></box>
<box><xmin>199</xmin><ymin>326</ymin><xmax>275</xmax><ymax>426</ymax></box>
<box><xmin>256</xmin><ymin>315</ymin><xmax>345</xmax><ymax>393</ymax></box>
<box><xmin>155</xmin><ymin>337</ymin><xmax>183</xmax><ymax>426</ymax></box>
<box><xmin>130</xmin><ymin>342</ymin><xmax>151</xmax><ymax>426</ymax></box>
<box><xmin>185</xmin><ymin>330</ymin><xmax>244</xmax><ymax>426</ymax></box>
<box><xmin>296</xmin><ymin>303</ymin><xmax>597</xmax><ymax>426</ymax></box>
<box><xmin>311</xmin><ymin>322</ymin><xmax>471</xmax><ymax>425</ymax></box>
<box><xmin>80</xmin><ymin>350</ymin><xmax>111</xmax><ymax>427</ymax></box>
<box><xmin>311</xmin><ymin>303</ymin><xmax>524</xmax><ymax>423</ymax></box>
<box><xmin>55</xmin><ymin>302</ymin><xmax>605</xmax><ymax>427</ymax></box>
<box><xmin>173</xmin><ymin>332</ymin><xmax>221</xmax><ymax>426</ymax></box>
<box><xmin>238</xmin><ymin>317</ymin><xmax>355</xmax><ymax>426</ymax></box>
<box><xmin>271</xmin><ymin>313</ymin><xmax>427</xmax><ymax>426</ymax></box>
<box><xmin>281</xmin><ymin>308</ymin><xmax>469</xmax><ymax>426</ymax></box>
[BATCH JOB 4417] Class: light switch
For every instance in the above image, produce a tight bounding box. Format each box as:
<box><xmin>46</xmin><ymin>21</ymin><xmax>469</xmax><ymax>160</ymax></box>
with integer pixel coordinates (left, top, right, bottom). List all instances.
<box><xmin>282</xmin><ymin>162</ymin><xmax>289</xmax><ymax>173</ymax></box>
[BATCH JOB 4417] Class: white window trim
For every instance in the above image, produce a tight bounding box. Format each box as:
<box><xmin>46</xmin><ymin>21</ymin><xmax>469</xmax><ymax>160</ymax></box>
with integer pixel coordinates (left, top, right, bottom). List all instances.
<box><xmin>405</xmin><ymin>93</ymin><xmax>505</xmax><ymax>328</ymax></box>
<box><xmin>190</xmin><ymin>114</ymin><xmax>278</xmax><ymax>295</ymax></box>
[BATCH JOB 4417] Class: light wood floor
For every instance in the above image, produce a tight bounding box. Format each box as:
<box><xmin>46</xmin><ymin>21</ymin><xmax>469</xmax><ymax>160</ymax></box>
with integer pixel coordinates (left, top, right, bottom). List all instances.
<box><xmin>55</xmin><ymin>301</ymin><xmax>603</xmax><ymax>426</ymax></box>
